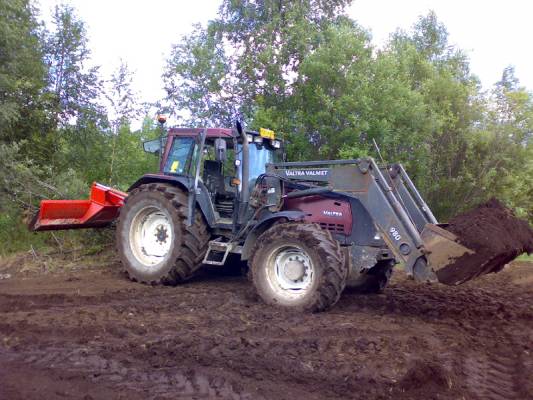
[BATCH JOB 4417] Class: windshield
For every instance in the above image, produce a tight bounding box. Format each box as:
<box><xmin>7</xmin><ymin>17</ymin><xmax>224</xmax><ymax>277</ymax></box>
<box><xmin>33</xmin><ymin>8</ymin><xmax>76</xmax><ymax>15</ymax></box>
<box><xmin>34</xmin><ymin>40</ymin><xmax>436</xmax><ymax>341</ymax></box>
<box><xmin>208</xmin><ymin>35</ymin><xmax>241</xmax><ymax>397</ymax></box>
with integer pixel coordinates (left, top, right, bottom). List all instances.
<box><xmin>239</xmin><ymin>143</ymin><xmax>281</xmax><ymax>188</ymax></box>
<box><xmin>163</xmin><ymin>137</ymin><xmax>195</xmax><ymax>175</ymax></box>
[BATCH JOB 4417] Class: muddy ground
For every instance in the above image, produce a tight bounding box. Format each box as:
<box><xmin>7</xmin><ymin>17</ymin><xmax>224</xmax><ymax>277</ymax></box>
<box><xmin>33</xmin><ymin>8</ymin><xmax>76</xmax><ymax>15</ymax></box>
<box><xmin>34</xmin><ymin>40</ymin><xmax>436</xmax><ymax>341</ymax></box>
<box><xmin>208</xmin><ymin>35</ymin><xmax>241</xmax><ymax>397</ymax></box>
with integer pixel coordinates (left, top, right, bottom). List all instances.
<box><xmin>0</xmin><ymin>255</ymin><xmax>531</xmax><ymax>400</ymax></box>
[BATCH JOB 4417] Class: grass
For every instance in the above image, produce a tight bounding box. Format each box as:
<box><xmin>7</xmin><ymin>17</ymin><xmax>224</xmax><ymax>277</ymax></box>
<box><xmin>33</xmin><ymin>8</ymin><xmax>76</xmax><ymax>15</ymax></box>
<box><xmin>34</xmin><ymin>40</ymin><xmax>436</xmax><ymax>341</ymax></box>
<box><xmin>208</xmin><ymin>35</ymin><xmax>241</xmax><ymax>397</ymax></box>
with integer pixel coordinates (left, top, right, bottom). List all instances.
<box><xmin>0</xmin><ymin>209</ymin><xmax>114</xmax><ymax>260</ymax></box>
<box><xmin>517</xmin><ymin>253</ymin><xmax>533</xmax><ymax>262</ymax></box>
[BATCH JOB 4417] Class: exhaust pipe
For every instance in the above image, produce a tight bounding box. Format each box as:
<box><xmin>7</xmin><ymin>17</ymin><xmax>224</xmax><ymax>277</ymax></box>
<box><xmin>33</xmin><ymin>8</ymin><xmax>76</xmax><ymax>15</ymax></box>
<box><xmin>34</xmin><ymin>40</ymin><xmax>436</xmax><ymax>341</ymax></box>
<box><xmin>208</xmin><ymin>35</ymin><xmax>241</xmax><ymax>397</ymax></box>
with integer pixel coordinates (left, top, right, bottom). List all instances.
<box><xmin>236</xmin><ymin>121</ymin><xmax>249</xmax><ymax>225</ymax></box>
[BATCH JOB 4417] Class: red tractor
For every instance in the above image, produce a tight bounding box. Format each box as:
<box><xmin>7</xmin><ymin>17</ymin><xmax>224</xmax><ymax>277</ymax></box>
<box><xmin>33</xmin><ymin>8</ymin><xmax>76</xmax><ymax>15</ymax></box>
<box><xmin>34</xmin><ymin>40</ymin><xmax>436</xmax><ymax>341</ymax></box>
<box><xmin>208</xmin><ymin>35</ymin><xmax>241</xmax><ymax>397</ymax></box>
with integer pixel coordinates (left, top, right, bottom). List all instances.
<box><xmin>31</xmin><ymin>121</ymin><xmax>481</xmax><ymax>311</ymax></box>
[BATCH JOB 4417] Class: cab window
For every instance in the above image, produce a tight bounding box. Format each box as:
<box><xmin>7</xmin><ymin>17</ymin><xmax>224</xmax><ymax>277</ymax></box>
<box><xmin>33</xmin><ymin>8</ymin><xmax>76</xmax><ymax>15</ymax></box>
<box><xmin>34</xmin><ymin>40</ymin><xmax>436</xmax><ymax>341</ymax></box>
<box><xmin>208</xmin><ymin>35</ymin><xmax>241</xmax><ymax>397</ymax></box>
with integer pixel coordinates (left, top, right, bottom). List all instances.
<box><xmin>163</xmin><ymin>137</ymin><xmax>195</xmax><ymax>175</ymax></box>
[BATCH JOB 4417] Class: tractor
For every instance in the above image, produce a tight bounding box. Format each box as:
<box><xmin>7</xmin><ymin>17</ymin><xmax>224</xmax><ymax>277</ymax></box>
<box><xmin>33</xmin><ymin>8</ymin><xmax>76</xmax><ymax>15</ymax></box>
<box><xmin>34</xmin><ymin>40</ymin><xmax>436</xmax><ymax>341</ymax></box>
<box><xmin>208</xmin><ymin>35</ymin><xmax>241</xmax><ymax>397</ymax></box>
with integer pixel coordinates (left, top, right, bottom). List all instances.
<box><xmin>31</xmin><ymin>120</ymin><xmax>484</xmax><ymax>311</ymax></box>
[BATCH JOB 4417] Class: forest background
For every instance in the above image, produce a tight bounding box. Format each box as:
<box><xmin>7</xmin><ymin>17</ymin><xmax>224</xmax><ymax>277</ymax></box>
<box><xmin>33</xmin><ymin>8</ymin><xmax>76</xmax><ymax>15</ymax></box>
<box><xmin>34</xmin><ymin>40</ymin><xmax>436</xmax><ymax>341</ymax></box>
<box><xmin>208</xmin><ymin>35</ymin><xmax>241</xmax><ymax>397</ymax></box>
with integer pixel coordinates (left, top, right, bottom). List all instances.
<box><xmin>1</xmin><ymin>0</ymin><xmax>531</xmax><ymax>256</ymax></box>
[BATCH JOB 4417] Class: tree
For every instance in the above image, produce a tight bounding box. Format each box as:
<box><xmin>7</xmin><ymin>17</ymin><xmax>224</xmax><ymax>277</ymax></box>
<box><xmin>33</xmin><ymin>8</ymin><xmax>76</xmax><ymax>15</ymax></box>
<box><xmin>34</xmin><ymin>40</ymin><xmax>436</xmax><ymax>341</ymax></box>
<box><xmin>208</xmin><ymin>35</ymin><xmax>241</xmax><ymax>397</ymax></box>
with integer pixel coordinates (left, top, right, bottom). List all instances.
<box><xmin>411</xmin><ymin>10</ymin><xmax>449</xmax><ymax>61</ymax></box>
<box><xmin>472</xmin><ymin>67</ymin><xmax>533</xmax><ymax>223</ymax></box>
<box><xmin>105</xmin><ymin>118</ymin><xmax>160</xmax><ymax>189</ymax></box>
<box><xmin>214</xmin><ymin>0</ymin><xmax>352</xmax><ymax>113</ymax></box>
<box><xmin>163</xmin><ymin>0</ymin><xmax>352</xmax><ymax>125</ymax></box>
<box><xmin>105</xmin><ymin>61</ymin><xmax>145</xmax><ymax>185</ymax></box>
<box><xmin>106</xmin><ymin>60</ymin><xmax>142</xmax><ymax>129</ymax></box>
<box><xmin>163</xmin><ymin>24</ymin><xmax>235</xmax><ymax>126</ymax></box>
<box><xmin>0</xmin><ymin>0</ymin><xmax>50</xmax><ymax>144</ymax></box>
<box><xmin>42</xmin><ymin>4</ymin><xmax>110</xmax><ymax>183</ymax></box>
<box><xmin>44</xmin><ymin>4</ymin><xmax>104</xmax><ymax>126</ymax></box>
<box><xmin>288</xmin><ymin>20</ymin><xmax>374</xmax><ymax>159</ymax></box>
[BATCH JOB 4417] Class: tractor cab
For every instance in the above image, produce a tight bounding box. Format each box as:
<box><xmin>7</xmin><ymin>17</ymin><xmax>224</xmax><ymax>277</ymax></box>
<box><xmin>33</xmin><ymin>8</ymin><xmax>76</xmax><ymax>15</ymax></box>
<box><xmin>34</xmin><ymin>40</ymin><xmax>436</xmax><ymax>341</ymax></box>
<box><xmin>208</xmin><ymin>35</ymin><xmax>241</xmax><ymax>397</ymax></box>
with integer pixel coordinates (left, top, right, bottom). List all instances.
<box><xmin>142</xmin><ymin>126</ymin><xmax>283</xmax><ymax>227</ymax></box>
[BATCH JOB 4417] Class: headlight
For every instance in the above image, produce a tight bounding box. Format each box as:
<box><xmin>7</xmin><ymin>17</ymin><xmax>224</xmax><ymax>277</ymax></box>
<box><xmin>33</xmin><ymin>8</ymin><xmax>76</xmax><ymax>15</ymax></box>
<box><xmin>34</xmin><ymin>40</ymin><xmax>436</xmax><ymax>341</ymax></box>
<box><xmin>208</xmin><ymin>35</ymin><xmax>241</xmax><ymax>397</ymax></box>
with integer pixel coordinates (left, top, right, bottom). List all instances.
<box><xmin>246</xmin><ymin>134</ymin><xmax>253</xmax><ymax>143</ymax></box>
<box><xmin>271</xmin><ymin>140</ymin><xmax>281</xmax><ymax>149</ymax></box>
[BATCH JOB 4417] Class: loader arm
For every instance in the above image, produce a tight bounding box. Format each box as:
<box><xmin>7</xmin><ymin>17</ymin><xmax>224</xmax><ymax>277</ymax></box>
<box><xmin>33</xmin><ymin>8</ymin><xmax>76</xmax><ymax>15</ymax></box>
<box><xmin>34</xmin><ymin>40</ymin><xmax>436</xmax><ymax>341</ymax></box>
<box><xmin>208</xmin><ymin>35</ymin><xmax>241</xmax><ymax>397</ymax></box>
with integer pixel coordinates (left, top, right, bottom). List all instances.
<box><xmin>267</xmin><ymin>158</ymin><xmax>469</xmax><ymax>282</ymax></box>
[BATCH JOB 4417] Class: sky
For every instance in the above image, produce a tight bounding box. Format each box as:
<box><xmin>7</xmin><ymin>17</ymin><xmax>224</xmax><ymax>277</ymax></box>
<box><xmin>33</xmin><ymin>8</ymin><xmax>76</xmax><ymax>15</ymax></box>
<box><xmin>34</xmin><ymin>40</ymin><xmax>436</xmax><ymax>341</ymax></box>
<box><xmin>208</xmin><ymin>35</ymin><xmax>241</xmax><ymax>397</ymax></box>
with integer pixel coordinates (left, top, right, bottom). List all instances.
<box><xmin>37</xmin><ymin>0</ymin><xmax>533</xmax><ymax>110</ymax></box>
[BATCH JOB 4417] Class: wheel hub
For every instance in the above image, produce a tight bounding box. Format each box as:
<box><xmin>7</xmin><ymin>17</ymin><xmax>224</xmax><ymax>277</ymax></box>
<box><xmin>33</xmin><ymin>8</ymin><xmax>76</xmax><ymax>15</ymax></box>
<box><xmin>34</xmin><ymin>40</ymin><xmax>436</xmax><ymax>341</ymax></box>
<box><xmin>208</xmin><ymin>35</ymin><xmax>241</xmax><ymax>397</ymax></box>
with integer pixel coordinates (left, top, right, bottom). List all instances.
<box><xmin>129</xmin><ymin>206</ymin><xmax>172</xmax><ymax>267</ymax></box>
<box><xmin>283</xmin><ymin>259</ymin><xmax>306</xmax><ymax>281</ymax></box>
<box><xmin>155</xmin><ymin>225</ymin><xmax>168</xmax><ymax>244</ymax></box>
<box><xmin>265</xmin><ymin>246</ymin><xmax>314</xmax><ymax>298</ymax></box>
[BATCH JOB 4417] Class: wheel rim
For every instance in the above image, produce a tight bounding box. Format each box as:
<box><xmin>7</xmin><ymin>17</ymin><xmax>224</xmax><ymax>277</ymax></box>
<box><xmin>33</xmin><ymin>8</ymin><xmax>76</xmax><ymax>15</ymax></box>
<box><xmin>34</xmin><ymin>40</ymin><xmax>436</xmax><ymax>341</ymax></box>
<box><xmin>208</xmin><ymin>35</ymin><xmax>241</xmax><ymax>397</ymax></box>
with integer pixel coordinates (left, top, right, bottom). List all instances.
<box><xmin>129</xmin><ymin>206</ymin><xmax>173</xmax><ymax>267</ymax></box>
<box><xmin>265</xmin><ymin>245</ymin><xmax>315</xmax><ymax>300</ymax></box>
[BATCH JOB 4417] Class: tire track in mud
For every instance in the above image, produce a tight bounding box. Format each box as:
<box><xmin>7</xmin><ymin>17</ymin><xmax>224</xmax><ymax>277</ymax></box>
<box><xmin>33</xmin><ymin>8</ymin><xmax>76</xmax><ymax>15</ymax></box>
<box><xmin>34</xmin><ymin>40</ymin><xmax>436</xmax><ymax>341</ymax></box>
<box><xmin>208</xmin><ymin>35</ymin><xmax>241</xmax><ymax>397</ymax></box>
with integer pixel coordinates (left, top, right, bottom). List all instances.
<box><xmin>0</xmin><ymin>345</ymin><xmax>258</xmax><ymax>400</ymax></box>
<box><xmin>344</xmin><ymin>277</ymin><xmax>533</xmax><ymax>400</ymax></box>
<box><xmin>425</xmin><ymin>294</ymin><xmax>533</xmax><ymax>400</ymax></box>
<box><xmin>464</xmin><ymin>353</ymin><xmax>515</xmax><ymax>400</ymax></box>
<box><xmin>462</xmin><ymin>337</ymin><xmax>533</xmax><ymax>400</ymax></box>
<box><xmin>462</xmin><ymin>295</ymin><xmax>533</xmax><ymax>400</ymax></box>
<box><xmin>0</xmin><ymin>264</ymin><xmax>532</xmax><ymax>399</ymax></box>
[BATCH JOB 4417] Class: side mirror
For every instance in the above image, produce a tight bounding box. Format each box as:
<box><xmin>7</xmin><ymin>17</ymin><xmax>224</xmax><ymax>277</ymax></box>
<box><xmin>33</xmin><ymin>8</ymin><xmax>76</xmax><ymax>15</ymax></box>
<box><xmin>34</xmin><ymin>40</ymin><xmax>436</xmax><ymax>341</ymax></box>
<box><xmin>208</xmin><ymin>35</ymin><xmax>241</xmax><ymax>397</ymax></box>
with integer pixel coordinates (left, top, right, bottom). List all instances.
<box><xmin>143</xmin><ymin>137</ymin><xmax>164</xmax><ymax>154</ymax></box>
<box><xmin>214</xmin><ymin>138</ymin><xmax>227</xmax><ymax>162</ymax></box>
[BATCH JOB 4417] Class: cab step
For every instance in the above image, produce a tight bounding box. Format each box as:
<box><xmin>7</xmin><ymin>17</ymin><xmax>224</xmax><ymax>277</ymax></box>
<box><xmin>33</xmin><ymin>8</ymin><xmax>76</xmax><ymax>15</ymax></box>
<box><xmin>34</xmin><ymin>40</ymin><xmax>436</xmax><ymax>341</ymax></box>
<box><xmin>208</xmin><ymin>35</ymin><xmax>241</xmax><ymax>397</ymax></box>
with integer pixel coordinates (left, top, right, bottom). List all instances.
<box><xmin>203</xmin><ymin>239</ymin><xmax>235</xmax><ymax>266</ymax></box>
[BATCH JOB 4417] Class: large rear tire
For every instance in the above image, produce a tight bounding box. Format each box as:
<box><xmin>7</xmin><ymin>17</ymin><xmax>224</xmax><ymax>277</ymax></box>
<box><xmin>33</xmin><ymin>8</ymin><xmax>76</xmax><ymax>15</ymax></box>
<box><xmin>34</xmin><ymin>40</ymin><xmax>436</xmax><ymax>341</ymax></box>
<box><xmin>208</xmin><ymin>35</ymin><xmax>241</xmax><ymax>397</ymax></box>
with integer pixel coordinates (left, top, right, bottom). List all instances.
<box><xmin>116</xmin><ymin>183</ymin><xmax>209</xmax><ymax>285</ymax></box>
<box><xmin>249</xmin><ymin>223</ymin><xmax>347</xmax><ymax>312</ymax></box>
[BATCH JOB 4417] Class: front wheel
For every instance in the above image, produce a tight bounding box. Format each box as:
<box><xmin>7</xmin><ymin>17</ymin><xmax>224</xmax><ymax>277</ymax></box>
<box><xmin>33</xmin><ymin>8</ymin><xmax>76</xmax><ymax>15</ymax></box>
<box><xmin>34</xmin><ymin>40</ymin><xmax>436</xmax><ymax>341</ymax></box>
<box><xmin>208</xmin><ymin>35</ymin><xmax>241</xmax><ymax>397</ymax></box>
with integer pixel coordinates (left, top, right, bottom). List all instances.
<box><xmin>249</xmin><ymin>223</ymin><xmax>347</xmax><ymax>312</ymax></box>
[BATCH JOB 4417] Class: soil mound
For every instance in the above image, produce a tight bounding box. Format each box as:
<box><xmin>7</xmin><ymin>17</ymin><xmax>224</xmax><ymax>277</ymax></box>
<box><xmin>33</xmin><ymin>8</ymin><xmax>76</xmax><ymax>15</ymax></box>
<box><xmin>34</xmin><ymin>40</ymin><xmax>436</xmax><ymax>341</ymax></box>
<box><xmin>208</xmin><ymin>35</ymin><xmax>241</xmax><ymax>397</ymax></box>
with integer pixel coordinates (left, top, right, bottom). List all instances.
<box><xmin>437</xmin><ymin>198</ymin><xmax>533</xmax><ymax>285</ymax></box>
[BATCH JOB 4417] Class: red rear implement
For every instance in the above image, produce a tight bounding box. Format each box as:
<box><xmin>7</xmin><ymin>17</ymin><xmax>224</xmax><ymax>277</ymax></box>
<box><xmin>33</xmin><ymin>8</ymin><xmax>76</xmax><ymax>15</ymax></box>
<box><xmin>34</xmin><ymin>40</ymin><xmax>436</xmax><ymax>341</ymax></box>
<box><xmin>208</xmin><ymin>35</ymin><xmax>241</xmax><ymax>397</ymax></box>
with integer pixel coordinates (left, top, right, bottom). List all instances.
<box><xmin>30</xmin><ymin>183</ymin><xmax>127</xmax><ymax>231</ymax></box>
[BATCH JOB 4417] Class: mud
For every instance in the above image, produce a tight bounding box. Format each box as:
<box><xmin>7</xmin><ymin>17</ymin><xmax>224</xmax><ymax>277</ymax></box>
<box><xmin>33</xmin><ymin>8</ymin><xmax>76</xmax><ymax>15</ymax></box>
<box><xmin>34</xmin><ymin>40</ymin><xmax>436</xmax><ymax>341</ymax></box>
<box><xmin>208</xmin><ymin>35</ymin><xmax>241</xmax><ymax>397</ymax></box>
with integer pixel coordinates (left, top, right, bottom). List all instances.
<box><xmin>438</xmin><ymin>198</ymin><xmax>533</xmax><ymax>285</ymax></box>
<box><xmin>1</xmin><ymin>256</ymin><xmax>532</xmax><ymax>400</ymax></box>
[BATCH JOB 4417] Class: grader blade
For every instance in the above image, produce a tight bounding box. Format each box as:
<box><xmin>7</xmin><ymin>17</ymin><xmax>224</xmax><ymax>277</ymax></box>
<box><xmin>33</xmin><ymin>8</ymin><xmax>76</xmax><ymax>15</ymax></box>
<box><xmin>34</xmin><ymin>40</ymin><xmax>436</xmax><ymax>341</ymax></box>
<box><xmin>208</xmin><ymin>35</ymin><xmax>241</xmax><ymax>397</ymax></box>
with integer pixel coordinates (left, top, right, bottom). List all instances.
<box><xmin>29</xmin><ymin>183</ymin><xmax>127</xmax><ymax>231</ymax></box>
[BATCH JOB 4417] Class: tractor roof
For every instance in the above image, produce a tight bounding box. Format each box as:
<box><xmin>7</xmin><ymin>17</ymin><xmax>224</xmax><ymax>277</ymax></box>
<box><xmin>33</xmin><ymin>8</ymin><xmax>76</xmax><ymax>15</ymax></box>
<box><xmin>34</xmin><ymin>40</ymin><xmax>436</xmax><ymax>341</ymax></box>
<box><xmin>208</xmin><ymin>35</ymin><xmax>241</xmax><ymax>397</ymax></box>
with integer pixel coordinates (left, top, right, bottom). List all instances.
<box><xmin>169</xmin><ymin>127</ymin><xmax>234</xmax><ymax>138</ymax></box>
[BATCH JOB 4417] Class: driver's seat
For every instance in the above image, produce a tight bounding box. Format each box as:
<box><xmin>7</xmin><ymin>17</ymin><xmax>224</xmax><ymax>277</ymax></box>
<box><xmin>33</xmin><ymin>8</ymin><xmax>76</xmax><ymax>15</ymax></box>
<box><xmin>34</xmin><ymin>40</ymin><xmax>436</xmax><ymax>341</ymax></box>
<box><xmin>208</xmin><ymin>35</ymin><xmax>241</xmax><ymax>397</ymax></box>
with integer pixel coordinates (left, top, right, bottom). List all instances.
<box><xmin>203</xmin><ymin>160</ymin><xmax>234</xmax><ymax>219</ymax></box>
<box><xmin>203</xmin><ymin>160</ymin><xmax>225</xmax><ymax>196</ymax></box>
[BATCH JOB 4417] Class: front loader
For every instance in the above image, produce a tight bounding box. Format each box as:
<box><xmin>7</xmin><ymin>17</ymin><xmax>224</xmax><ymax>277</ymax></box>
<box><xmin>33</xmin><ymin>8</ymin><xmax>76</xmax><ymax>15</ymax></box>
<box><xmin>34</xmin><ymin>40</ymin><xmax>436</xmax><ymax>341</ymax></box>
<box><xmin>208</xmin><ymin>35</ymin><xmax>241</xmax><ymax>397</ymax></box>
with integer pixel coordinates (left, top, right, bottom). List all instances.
<box><xmin>29</xmin><ymin>122</ymin><xmax>523</xmax><ymax>311</ymax></box>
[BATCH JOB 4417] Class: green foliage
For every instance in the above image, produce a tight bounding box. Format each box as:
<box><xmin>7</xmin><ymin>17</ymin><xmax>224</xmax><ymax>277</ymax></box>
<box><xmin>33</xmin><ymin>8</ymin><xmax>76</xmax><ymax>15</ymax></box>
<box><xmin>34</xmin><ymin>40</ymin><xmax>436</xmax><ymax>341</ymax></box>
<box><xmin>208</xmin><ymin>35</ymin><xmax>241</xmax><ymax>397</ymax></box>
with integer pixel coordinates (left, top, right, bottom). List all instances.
<box><xmin>0</xmin><ymin>1</ymin><xmax>531</xmax><ymax>258</ymax></box>
<box><xmin>44</xmin><ymin>4</ymin><xmax>105</xmax><ymax>126</ymax></box>
<box><xmin>0</xmin><ymin>141</ymin><xmax>94</xmax><ymax>256</ymax></box>
<box><xmin>163</xmin><ymin>3</ymin><xmax>532</xmax><ymax>224</ymax></box>
<box><xmin>0</xmin><ymin>0</ymin><xmax>52</xmax><ymax>148</ymax></box>
<box><xmin>0</xmin><ymin>2</ymin><xmax>159</xmax><ymax>256</ymax></box>
<box><xmin>163</xmin><ymin>24</ymin><xmax>234</xmax><ymax>126</ymax></box>
<box><xmin>0</xmin><ymin>211</ymin><xmax>45</xmax><ymax>256</ymax></box>
<box><xmin>163</xmin><ymin>0</ymin><xmax>352</xmax><ymax>124</ymax></box>
<box><xmin>107</xmin><ymin>119</ymin><xmax>160</xmax><ymax>190</ymax></box>
<box><xmin>0</xmin><ymin>142</ymin><xmax>86</xmax><ymax>208</ymax></box>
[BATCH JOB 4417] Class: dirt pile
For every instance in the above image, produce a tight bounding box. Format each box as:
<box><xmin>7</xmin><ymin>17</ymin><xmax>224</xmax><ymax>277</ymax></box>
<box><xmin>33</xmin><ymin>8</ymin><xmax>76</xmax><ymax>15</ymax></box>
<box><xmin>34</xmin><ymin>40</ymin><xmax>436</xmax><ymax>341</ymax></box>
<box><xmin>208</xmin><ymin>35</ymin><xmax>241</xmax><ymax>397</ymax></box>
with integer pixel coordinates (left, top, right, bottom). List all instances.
<box><xmin>437</xmin><ymin>198</ymin><xmax>533</xmax><ymax>285</ymax></box>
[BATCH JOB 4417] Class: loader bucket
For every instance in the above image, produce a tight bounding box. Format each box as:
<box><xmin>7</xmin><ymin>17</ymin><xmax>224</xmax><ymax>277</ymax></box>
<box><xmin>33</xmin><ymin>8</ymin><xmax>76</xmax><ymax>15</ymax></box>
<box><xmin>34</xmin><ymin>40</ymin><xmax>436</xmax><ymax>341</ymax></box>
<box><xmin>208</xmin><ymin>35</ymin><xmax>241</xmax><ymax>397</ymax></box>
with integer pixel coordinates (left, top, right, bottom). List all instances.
<box><xmin>421</xmin><ymin>199</ymin><xmax>533</xmax><ymax>286</ymax></box>
<box><xmin>29</xmin><ymin>183</ymin><xmax>127</xmax><ymax>231</ymax></box>
<box><xmin>421</xmin><ymin>224</ymin><xmax>476</xmax><ymax>285</ymax></box>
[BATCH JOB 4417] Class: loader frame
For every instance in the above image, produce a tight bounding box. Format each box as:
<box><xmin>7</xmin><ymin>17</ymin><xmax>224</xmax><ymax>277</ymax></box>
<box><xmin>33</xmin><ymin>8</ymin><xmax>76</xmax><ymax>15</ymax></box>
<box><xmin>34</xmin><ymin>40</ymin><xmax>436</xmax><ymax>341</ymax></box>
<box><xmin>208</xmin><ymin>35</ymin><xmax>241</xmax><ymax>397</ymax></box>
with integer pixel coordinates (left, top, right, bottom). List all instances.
<box><xmin>261</xmin><ymin>158</ymin><xmax>437</xmax><ymax>280</ymax></box>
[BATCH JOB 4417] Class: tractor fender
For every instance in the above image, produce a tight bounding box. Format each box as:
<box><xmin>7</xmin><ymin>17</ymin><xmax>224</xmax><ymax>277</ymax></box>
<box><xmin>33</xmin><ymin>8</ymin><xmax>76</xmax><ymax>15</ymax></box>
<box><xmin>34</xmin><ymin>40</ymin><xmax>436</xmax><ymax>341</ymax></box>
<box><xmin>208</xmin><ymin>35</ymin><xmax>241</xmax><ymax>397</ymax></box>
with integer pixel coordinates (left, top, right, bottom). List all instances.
<box><xmin>240</xmin><ymin>211</ymin><xmax>307</xmax><ymax>260</ymax></box>
<box><xmin>127</xmin><ymin>174</ymin><xmax>217</xmax><ymax>227</ymax></box>
<box><xmin>128</xmin><ymin>173</ymin><xmax>190</xmax><ymax>192</ymax></box>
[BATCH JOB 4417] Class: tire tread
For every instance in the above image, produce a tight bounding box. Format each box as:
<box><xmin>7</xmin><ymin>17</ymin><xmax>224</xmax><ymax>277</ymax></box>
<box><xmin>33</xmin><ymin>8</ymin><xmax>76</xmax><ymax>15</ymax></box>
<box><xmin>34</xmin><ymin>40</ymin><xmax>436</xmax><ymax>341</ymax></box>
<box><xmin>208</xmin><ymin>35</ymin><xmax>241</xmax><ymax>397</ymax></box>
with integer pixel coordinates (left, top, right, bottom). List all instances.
<box><xmin>117</xmin><ymin>183</ymin><xmax>210</xmax><ymax>285</ymax></box>
<box><xmin>249</xmin><ymin>223</ymin><xmax>347</xmax><ymax>312</ymax></box>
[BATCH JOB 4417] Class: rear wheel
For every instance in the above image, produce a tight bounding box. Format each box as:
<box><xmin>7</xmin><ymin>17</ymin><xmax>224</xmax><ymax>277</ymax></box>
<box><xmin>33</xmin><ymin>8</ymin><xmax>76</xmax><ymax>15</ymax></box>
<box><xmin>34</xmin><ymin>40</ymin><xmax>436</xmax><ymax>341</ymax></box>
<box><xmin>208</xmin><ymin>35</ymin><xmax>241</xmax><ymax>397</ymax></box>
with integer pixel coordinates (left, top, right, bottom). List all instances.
<box><xmin>249</xmin><ymin>223</ymin><xmax>347</xmax><ymax>312</ymax></box>
<box><xmin>117</xmin><ymin>183</ymin><xmax>209</xmax><ymax>285</ymax></box>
